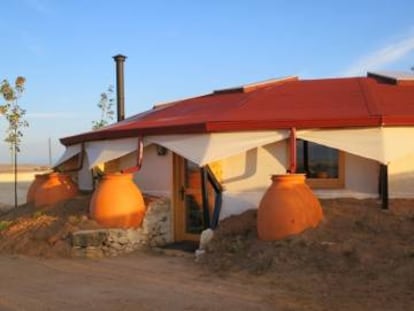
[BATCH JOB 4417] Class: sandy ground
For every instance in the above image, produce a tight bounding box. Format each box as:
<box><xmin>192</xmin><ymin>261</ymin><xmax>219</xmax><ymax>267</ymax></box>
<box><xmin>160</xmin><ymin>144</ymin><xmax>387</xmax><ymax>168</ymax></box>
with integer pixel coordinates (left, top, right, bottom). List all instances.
<box><xmin>0</xmin><ymin>170</ymin><xmax>279</xmax><ymax>310</ymax></box>
<box><xmin>0</xmin><ymin>253</ymin><xmax>281</xmax><ymax>311</ymax></box>
<box><xmin>0</xmin><ymin>167</ymin><xmax>413</xmax><ymax>310</ymax></box>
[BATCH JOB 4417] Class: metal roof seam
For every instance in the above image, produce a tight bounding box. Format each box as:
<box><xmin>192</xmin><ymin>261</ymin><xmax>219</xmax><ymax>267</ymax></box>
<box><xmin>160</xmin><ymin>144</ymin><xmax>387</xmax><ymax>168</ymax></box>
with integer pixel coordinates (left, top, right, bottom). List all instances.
<box><xmin>358</xmin><ymin>78</ymin><xmax>382</xmax><ymax>117</ymax></box>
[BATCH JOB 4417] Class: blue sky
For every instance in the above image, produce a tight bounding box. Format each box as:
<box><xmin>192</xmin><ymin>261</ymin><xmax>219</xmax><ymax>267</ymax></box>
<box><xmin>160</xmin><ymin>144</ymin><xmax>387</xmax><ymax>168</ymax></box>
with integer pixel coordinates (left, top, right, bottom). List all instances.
<box><xmin>1</xmin><ymin>0</ymin><xmax>414</xmax><ymax>164</ymax></box>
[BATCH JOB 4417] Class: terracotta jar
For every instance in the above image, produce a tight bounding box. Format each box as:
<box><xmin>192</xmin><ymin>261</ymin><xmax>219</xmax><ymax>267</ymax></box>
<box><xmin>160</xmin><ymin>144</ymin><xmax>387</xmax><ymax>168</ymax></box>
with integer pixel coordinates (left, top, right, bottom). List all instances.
<box><xmin>298</xmin><ymin>181</ymin><xmax>323</xmax><ymax>227</ymax></box>
<box><xmin>26</xmin><ymin>173</ymin><xmax>48</xmax><ymax>204</ymax></box>
<box><xmin>90</xmin><ymin>173</ymin><xmax>146</xmax><ymax>228</ymax></box>
<box><xmin>257</xmin><ymin>174</ymin><xmax>323</xmax><ymax>241</ymax></box>
<box><xmin>34</xmin><ymin>172</ymin><xmax>79</xmax><ymax>207</ymax></box>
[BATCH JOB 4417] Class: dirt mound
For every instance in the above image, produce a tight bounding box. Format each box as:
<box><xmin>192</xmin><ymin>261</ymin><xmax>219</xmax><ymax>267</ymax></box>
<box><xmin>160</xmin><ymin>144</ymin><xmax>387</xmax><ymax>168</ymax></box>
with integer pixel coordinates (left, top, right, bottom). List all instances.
<box><xmin>0</xmin><ymin>194</ymin><xmax>162</xmax><ymax>258</ymax></box>
<box><xmin>201</xmin><ymin>199</ymin><xmax>414</xmax><ymax>309</ymax></box>
<box><xmin>205</xmin><ymin>199</ymin><xmax>414</xmax><ymax>272</ymax></box>
<box><xmin>0</xmin><ymin>195</ymin><xmax>101</xmax><ymax>257</ymax></box>
<box><xmin>1</xmin><ymin>197</ymin><xmax>412</xmax><ymax>309</ymax></box>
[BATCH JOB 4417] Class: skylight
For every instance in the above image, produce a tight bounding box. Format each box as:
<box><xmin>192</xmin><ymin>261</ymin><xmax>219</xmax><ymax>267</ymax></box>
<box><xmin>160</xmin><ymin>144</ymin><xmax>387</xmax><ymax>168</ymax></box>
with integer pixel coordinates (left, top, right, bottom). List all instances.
<box><xmin>368</xmin><ymin>71</ymin><xmax>414</xmax><ymax>85</ymax></box>
<box><xmin>213</xmin><ymin>76</ymin><xmax>298</xmax><ymax>94</ymax></box>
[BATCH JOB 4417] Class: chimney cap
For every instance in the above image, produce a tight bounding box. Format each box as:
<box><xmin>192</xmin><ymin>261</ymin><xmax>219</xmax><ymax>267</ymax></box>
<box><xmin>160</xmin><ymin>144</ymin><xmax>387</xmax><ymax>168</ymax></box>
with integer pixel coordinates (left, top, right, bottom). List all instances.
<box><xmin>113</xmin><ymin>54</ymin><xmax>127</xmax><ymax>61</ymax></box>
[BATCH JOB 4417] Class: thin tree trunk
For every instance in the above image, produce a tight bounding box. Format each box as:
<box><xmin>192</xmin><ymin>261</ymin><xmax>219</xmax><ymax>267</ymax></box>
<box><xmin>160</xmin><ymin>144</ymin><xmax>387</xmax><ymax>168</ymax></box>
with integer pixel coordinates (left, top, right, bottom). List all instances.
<box><xmin>48</xmin><ymin>137</ymin><xmax>52</xmax><ymax>166</ymax></box>
<box><xmin>14</xmin><ymin>143</ymin><xmax>17</xmax><ymax>209</ymax></box>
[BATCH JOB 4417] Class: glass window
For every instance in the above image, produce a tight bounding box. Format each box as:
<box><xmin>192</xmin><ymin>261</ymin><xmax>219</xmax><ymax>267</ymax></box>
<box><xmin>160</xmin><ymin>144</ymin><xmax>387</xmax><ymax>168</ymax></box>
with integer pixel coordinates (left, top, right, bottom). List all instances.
<box><xmin>296</xmin><ymin>140</ymin><xmax>343</xmax><ymax>185</ymax></box>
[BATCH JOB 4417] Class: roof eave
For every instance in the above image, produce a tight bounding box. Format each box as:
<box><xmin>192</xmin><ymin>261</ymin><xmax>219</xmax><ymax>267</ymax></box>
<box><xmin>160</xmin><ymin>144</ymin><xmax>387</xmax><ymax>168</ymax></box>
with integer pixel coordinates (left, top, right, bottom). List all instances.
<box><xmin>60</xmin><ymin>123</ymin><xmax>209</xmax><ymax>146</ymax></box>
<box><xmin>61</xmin><ymin>116</ymin><xmax>398</xmax><ymax>146</ymax></box>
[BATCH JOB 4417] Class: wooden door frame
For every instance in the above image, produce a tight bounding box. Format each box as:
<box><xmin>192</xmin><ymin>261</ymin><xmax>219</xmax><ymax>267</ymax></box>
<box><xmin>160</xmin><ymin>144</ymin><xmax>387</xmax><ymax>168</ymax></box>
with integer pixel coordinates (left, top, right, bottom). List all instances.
<box><xmin>172</xmin><ymin>154</ymin><xmax>201</xmax><ymax>242</ymax></box>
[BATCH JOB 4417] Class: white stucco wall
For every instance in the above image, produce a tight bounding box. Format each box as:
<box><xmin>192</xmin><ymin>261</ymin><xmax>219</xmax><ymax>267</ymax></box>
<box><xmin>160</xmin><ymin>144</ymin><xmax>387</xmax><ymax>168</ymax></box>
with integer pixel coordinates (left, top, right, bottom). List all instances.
<box><xmin>78</xmin><ymin>139</ymin><xmax>414</xmax><ymax>224</ymax></box>
<box><xmin>314</xmin><ymin>153</ymin><xmax>379</xmax><ymax>199</ymax></box>
<box><xmin>120</xmin><ymin>144</ymin><xmax>173</xmax><ymax>197</ymax></box>
<box><xmin>316</xmin><ymin>153</ymin><xmax>414</xmax><ymax>199</ymax></box>
<box><xmin>219</xmin><ymin>143</ymin><xmax>382</xmax><ymax>219</ymax></box>
<box><xmin>388</xmin><ymin>153</ymin><xmax>414</xmax><ymax>198</ymax></box>
<box><xmin>345</xmin><ymin>153</ymin><xmax>379</xmax><ymax>195</ymax></box>
<box><xmin>77</xmin><ymin>155</ymin><xmax>94</xmax><ymax>191</ymax></box>
<box><xmin>219</xmin><ymin>141</ymin><xmax>288</xmax><ymax>219</ymax></box>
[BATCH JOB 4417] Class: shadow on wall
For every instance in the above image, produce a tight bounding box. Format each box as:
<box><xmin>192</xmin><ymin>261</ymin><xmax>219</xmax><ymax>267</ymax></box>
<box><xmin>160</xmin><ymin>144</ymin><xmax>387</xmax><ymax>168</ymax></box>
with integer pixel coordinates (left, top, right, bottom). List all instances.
<box><xmin>389</xmin><ymin>171</ymin><xmax>414</xmax><ymax>198</ymax></box>
<box><xmin>221</xmin><ymin>148</ymin><xmax>258</xmax><ymax>184</ymax></box>
<box><xmin>220</xmin><ymin>191</ymin><xmax>265</xmax><ymax>220</ymax></box>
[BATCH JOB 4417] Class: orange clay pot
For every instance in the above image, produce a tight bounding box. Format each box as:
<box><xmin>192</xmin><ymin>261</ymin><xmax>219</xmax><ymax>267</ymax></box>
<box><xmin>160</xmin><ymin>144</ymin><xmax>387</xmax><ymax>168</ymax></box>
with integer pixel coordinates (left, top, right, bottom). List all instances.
<box><xmin>26</xmin><ymin>173</ymin><xmax>49</xmax><ymax>204</ymax></box>
<box><xmin>257</xmin><ymin>174</ymin><xmax>323</xmax><ymax>241</ymax></box>
<box><xmin>89</xmin><ymin>173</ymin><xmax>146</xmax><ymax>228</ymax></box>
<box><xmin>298</xmin><ymin>181</ymin><xmax>323</xmax><ymax>228</ymax></box>
<box><xmin>34</xmin><ymin>172</ymin><xmax>79</xmax><ymax>208</ymax></box>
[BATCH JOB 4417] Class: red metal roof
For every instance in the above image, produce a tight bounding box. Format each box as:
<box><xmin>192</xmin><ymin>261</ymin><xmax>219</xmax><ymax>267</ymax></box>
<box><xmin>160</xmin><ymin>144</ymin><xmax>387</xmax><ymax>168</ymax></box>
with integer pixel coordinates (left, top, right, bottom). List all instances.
<box><xmin>61</xmin><ymin>75</ymin><xmax>414</xmax><ymax>146</ymax></box>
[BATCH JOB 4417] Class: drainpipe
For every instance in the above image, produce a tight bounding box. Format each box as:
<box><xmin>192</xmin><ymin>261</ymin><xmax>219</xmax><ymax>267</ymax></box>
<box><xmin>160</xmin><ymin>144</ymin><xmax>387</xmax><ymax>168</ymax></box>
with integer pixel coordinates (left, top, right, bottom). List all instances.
<box><xmin>289</xmin><ymin>128</ymin><xmax>297</xmax><ymax>173</ymax></box>
<box><xmin>113</xmin><ymin>54</ymin><xmax>127</xmax><ymax>122</ymax></box>
<box><xmin>121</xmin><ymin>136</ymin><xmax>144</xmax><ymax>174</ymax></box>
<box><xmin>379</xmin><ymin>164</ymin><xmax>389</xmax><ymax>209</ymax></box>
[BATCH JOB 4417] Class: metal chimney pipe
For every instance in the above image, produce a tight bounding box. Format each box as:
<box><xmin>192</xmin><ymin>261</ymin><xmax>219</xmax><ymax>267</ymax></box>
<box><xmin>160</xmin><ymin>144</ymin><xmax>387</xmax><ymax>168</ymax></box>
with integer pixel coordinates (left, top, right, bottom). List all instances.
<box><xmin>113</xmin><ymin>54</ymin><xmax>127</xmax><ymax>122</ymax></box>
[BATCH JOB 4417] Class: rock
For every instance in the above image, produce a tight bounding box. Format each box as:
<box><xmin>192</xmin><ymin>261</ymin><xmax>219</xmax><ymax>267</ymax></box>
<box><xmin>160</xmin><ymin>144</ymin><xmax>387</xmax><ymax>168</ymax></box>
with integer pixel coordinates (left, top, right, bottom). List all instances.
<box><xmin>71</xmin><ymin>229</ymin><xmax>109</xmax><ymax>247</ymax></box>
<box><xmin>117</xmin><ymin>236</ymin><xmax>129</xmax><ymax>245</ymax></box>
<box><xmin>195</xmin><ymin>249</ymin><xmax>206</xmax><ymax>262</ymax></box>
<box><xmin>199</xmin><ymin>229</ymin><xmax>214</xmax><ymax>250</ymax></box>
<box><xmin>110</xmin><ymin>242</ymin><xmax>124</xmax><ymax>250</ymax></box>
<box><xmin>70</xmin><ymin>196</ymin><xmax>172</xmax><ymax>258</ymax></box>
<box><xmin>126</xmin><ymin>229</ymin><xmax>142</xmax><ymax>243</ymax></box>
<box><xmin>106</xmin><ymin>249</ymin><xmax>119</xmax><ymax>257</ymax></box>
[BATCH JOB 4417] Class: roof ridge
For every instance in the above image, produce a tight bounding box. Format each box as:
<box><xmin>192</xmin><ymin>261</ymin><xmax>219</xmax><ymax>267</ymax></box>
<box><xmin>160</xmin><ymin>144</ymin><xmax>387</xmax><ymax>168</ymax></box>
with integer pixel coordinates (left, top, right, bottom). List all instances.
<box><xmin>213</xmin><ymin>76</ymin><xmax>298</xmax><ymax>94</ymax></box>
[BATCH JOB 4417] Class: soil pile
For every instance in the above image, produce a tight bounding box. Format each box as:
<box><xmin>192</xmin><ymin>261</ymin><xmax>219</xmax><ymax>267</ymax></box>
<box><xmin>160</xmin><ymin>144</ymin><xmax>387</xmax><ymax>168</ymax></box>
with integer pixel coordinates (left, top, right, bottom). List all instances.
<box><xmin>0</xmin><ymin>194</ymin><xmax>160</xmax><ymax>258</ymax></box>
<box><xmin>0</xmin><ymin>195</ymin><xmax>99</xmax><ymax>257</ymax></box>
<box><xmin>202</xmin><ymin>199</ymin><xmax>414</xmax><ymax>309</ymax></box>
<box><xmin>205</xmin><ymin>199</ymin><xmax>414</xmax><ymax>272</ymax></box>
<box><xmin>1</xmin><ymin>196</ymin><xmax>412</xmax><ymax>309</ymax></box>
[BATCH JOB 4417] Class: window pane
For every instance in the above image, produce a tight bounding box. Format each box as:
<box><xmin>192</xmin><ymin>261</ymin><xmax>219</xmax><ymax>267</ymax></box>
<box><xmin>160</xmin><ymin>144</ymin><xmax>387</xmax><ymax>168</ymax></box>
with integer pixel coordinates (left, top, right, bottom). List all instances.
<box><xmin>185</xmin><ymin>160</ymin><xmax>200</xmax><ymax>188</ymax></box>
<box><xmin>296</xmin><ymin>140</ymin><xmax>339</xmax><ymax>178</ymax></box>
<box><xmin>296</xmin><ymin>140</ymin><xmax>305</xmax><ymax>173</ymax></box>
<box><xmin>185</xmin><ymin>194</ymin><xmax>204</xmax><ymax>234</ymax></box>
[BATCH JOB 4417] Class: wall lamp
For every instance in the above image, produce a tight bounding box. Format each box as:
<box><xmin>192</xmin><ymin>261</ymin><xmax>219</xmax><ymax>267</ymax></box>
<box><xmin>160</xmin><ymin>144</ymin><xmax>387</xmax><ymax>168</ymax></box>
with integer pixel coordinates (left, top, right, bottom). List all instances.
<box><xmin>156</xmin><ymin>145</ymin><xmax>168</xmax><ymax>156</ymax></box>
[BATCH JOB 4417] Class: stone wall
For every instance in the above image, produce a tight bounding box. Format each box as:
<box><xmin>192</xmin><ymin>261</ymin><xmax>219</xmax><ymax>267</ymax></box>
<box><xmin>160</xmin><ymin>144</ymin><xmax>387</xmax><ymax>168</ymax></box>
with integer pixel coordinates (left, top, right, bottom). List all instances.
<box><xmin>71</xmin><ymin>196</ymin><xmax>172</xmax><ymax>258</ymax></box>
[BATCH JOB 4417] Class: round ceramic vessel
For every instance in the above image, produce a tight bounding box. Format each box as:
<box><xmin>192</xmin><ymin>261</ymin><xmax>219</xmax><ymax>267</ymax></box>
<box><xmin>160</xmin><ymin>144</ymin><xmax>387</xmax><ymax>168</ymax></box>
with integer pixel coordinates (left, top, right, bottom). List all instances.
<box><xmin>257</xmin><ymin>174</ymin><xmax>323</xmax><ymax>240</ymax></box>
<box><xmin>89</xmin><ymin>173</ymin><xmax>146</xmax><ymax>228</ymax></box>
<box><xmin>34</xmin><ymin>172</ymin><xmax>78</xmax><ymax>207</ymax></box>
<box><xmin>26</xmin><ymin>173</ymin><xmax>49</xmax><ymax>204</ymax></box>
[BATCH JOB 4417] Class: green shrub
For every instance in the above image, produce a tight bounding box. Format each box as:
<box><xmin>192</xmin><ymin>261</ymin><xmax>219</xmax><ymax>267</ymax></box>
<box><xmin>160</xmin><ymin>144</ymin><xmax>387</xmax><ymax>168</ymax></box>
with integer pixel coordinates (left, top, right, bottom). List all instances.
<box><xmin>32</xmin><ymin>210</ymin><xmax>45</xmax><ymax>218</ymax></box>
<box><xmin>0</xmin><ymin>220</ymin><xmax>12</xmax><ymax>231</ymax></box>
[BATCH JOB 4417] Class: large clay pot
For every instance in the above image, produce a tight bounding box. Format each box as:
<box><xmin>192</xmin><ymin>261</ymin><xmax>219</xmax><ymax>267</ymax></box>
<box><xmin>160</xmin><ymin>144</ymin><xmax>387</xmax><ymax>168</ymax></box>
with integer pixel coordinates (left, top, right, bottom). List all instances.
<box><xmin>34</xmin><ymin>173</ymin><xmax>79</xmax><ymax>207</ymax></box>
<box><xmin>90</xmin><ymin>173</ymin><xmax>146</xmax><ymax>228</ymax></box>
<box><xmin>298</xmin><ymin>181</ymin><xmax>323</xmax><ymax>227</ymax></box>
<box><xmin>257</xmin><ymin>174</ymin><xmax>323</xmax><ymax>240</ymax></box>
<box><xmin>26</xmin><ymin>173</ymin><xmax>48</xmax><ymax>204</ymax></box>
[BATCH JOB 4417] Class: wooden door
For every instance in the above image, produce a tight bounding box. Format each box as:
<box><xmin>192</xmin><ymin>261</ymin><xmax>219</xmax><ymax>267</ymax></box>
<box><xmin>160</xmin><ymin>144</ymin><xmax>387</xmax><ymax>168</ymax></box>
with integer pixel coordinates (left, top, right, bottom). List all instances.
<box><xmin>173</xmin><ymin>155</ymin><xmax>214</xmax><ymax>242</ymax></box>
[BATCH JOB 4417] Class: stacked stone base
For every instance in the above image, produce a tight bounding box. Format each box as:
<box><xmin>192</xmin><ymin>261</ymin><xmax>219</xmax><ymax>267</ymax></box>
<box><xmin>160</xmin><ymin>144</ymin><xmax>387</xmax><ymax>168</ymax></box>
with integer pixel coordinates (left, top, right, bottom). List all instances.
<box><xmin>71</xmin><ymin>196</ymin><xmax>172</xmax><ymax>258</ymax></box>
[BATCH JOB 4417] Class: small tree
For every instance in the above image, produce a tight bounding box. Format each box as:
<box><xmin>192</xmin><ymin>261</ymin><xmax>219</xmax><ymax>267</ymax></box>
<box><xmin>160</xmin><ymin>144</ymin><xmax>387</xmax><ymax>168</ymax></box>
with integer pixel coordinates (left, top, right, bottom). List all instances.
<box><xmin>0</xmin><ymin>77</ymin><xmax>29</xmax><ymax>208</ymax></box>
<box><xmin>92</xmin><ymin>85</ymin><xmax>115</xmax><ymax>130</ymax></box>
